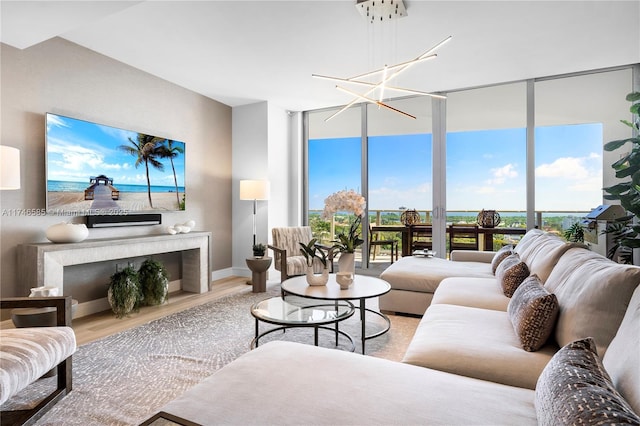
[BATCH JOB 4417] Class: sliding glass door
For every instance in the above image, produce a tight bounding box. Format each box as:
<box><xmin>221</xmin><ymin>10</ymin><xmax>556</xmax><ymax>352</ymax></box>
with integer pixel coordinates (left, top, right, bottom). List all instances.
<box><xmin>445</xmin><ymin>83</ymin><xmax>527</xmax><ymax>254</ymax></box>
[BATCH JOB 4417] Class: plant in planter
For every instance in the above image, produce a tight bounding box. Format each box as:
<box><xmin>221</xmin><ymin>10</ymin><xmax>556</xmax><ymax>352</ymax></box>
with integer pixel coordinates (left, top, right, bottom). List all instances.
<box><xmin>108</xmin><ymin>265</ymin><xmax>142</xmax><ymax>318</ymax></box>
<box><xmin>299</xmin><ymin>238</ymin><xmax>328</xmax><ymax>268</ymax></box>
<box><xmin>331</xmin><ymin>215</ymin><xmax>364</xmax><ymax>274</ymax></box>
<box><xmin>563</xmin><ymin>222</ymin><xmax>585</xmax><ymax>243</ymax></box>
<box><xmin>252</xmin><ymin>243</ymin><xmax>267</xmax><ymax>258</ymax></box>
<box><xmin>138</xmin><ymin>258</ymin><xmax>169</xmax><ymax>306</ymax></box>
<box><xmin>299</xmin><ymin>238</ymin><xmax>329</xmax><ymax>286</ymax></box>
<box><xmin>602</xmin><ymin>92</ymin><xmax>640</xmax><ymax>264</ymax></box>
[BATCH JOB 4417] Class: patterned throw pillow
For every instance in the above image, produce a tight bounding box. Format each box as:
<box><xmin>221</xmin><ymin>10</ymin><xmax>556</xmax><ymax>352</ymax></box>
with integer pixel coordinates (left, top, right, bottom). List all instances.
<box><xmin>495</xmin><ymin>253</ymin><xmax>529</xmax><ymax>297</ymax></box>
<box><xmin>491</xmin><ymin>245</ymin><xmax>514</xmax><ymax>274</ymax></box>
<box><xmin>508</xmin><ymin>275</ymin><xmax>558</xmax><ymax>351</ymax></box>
<box><xmin>535</xmin><ymin>338</ymin><xmax>640</xmax><ymax>425</ymax></box>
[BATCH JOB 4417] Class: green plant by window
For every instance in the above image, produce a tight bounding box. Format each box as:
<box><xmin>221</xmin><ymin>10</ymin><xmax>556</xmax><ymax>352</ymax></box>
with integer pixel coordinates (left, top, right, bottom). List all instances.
<box><xmin>563</xmin><ymin>222</ymin><xmax>585</xmax><ymax>243</ymax></box>
<box><xmin>602</xmin><ymin>92</ymin><xmax>640</xmax><ymax>263</ymax></box>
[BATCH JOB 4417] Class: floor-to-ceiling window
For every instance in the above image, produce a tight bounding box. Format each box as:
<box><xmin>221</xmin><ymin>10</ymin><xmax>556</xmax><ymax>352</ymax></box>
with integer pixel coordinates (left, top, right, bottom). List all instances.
<box><xmin>304</xmin><ymin>66</ymin><xmax>636</xmax><ymax>261</ymax></box>
<box><xmin>446</xmin><ymin>83</ymin><xmax>527</xmax><ymax>251</ymax></box>
<box><xmin>367</xmin><ymin>97</ymin><xmax>433</xmax><ymax>260</ymax></box>
<box><xmin>534</xmin><ymin>69</ymin><xmax>633</xmax><ymax>239</ymax></box>
<box><xmin>307</xmin><ymin>106</ymin><xmax>362</xmax><ymax>248</ymax></box>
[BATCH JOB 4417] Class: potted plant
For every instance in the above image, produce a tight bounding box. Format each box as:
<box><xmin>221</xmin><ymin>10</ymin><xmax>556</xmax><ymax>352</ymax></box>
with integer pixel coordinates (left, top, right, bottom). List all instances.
<box><xmin>331</xmin><ymin>215</ymin><xmax>364</xmax><ymax>274</ymax></box>
<box><xmin>299</xmin><ymin>239</ymin><xmax>329</xmax><ymax>285</ymax></box>
<box><xmin>107</xmin><ymin>265</ymin><xmax>142</xmax><ymax>318</ymax></box>
<box><xmin>138</xmin><ymin>258</ymin><xmax>169</xmax><ymax>306</ymax></box>
<box><xmin>603</xmin><ymin>92</ymin><xmax>640</xmax><ymax>264</ymax></box>
<box><xmin>563</xmin><ymin>222</ymin><xmax>585</xmax><ymax>243</ymax></box>
<box><xmin>252</xmin><ymin>243</ymin><xmax>267</xmax><ymax>258</ymax></box>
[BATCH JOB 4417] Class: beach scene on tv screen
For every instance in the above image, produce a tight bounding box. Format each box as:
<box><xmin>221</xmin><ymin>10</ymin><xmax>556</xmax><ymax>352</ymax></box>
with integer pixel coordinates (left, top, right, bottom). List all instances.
<box><xmin>46</xmin><ymin>113</ymin><xmax>186</xmax><ymax>214</ymax></box>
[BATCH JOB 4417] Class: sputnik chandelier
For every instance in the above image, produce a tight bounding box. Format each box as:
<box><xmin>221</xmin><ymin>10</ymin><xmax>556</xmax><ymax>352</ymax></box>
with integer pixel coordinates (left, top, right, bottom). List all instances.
<box><xmin>312</xmin><ymin>0</ymin><xmax>451</xmax><ymax>120</ymax></box>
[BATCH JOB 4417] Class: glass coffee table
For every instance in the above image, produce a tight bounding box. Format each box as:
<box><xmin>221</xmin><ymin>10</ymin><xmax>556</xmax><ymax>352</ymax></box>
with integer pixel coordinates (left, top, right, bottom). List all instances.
<box><xmin>250</xmin><ymin>296</ymin><xmax>355</xmax><ymax>351</ymax></box>
<box><xmin>281</xmin><ymin>274</ymin><xmax>391</xmax><ymax>354</ymax></box>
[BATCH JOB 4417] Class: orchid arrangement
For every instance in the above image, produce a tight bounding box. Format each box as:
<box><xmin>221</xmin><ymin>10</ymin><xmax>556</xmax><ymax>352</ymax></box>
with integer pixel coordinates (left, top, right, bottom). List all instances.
<box><xmin>321</xmin><ymin>189</ymin><xmax>366</xmax><ymax>219</ymax></box>
<box><xmin>322</xmin><ymin>189</ymin><xmax>367</xmax><ymax>254</ymax></box>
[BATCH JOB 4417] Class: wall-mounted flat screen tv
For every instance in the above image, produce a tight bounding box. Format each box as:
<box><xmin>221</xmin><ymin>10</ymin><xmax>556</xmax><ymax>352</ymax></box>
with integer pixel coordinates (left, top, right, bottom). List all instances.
<box><xmin>46</xmin><ymin>113</ymin><xmax>186</xmax><ymax>214</ymax></box>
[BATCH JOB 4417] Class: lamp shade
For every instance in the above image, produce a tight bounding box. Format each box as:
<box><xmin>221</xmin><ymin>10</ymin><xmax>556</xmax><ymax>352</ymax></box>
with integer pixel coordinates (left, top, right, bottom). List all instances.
<box><xmin>239</xmin><ymin>180</ymin><xmax>270</xmax><ymax>201</ymax></box>
<box><xmin>0</xmin><ymin>146</ymin><xmax>21</xmax><ymax>190</ymax></box>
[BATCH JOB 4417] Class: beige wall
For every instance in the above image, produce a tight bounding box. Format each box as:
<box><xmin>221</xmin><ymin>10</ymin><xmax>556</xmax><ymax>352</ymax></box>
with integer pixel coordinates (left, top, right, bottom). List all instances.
<box><xmin>0</xmin><ymin>38</ymin><xmax>232</xmax><ymax>299</ymax></box>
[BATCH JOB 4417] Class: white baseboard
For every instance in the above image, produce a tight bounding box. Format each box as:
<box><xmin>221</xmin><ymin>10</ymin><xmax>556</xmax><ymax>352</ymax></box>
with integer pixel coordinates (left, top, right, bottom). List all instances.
<box><xmin>212</xmin><ymin>267</ymin><xmax>234</xmax><ymax>281</ymax></box>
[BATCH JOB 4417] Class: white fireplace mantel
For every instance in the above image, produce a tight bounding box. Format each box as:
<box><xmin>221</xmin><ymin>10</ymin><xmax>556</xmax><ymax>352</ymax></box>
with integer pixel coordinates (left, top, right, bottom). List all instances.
<box><xmin>18</xmin><ymin>232</ymin><xmax>211</xmax><ymax>301</ymax></box>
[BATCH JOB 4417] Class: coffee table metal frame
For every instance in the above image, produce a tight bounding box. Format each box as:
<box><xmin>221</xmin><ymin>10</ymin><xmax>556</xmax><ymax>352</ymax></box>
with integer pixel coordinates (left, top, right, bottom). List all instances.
<box><xmin>281</xmin><ymin>274</ymin><xmax>391</xmax><ymax>354</ymax></box>
<box><xmin>250</xmin><ymin>296</ymin><xmax>356</xmax><ymax>352</ymax></box>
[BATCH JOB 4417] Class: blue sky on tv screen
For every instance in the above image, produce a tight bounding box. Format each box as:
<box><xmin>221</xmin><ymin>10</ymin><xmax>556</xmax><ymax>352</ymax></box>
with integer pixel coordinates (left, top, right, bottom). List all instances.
<box><xmin>46</xmin><ymin>114</ymin><xmax>185</xmax><ymax>191</ymax></box>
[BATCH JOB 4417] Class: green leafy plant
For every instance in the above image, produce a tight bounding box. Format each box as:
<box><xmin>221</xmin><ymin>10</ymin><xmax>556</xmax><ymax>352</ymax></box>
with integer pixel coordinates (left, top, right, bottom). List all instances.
<box><xmin>331</xmin><ymin>215</ymin><xmax>364</xmax><ymax>253</ymax></box>
<box><xmin>108</xmin><ymin>265</ymin><xmax>142</xmax><ymax>318</ymax></box>
<box><xmin>602</xmin><ymin>92</ymin><xmax>640</xmax><ymax>263</ymax></box>
<box><xmin>563</xmin><ymin>222</ymin><xmax>585</xmax><ymax>243</ymax></box>
<box><xmin>299</xmin><ymin>238</ymin><xmax>328</xmax><ymax>268</ymax></box>
<box><xmin>252</xmin><ymin>243</ymin><xmax>266</xmax><ymax>257</ymax></box>
<box><xmin>138</xmin><ymin>258</ymin><xmax>169</xmax><ymax>306</ymax></box>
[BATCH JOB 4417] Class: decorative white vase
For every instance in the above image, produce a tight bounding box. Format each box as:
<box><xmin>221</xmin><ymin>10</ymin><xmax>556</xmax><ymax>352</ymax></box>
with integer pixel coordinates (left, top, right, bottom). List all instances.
<box><xmin>305</xmin><ymin>266</ymin><xmax>329</xmax><ymax>286</ymax></box>
<box><xmin>338</xmin><ymin>252</ymin><xmax>355</xmax><ymax>274</ymax></box>
<box><xmin>45</xmin><ymin>223</ymin><xmax>89</xmax><ymax>243</ymax></box>
<box><xmin>336</xmin><ymin>272</ymin><xmax>354</xmax><ymax>290</ymax></box>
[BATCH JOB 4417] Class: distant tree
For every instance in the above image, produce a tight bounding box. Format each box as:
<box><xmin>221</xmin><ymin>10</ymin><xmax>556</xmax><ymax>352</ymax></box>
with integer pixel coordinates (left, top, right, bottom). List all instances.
<box><xmin>119</xmin><ymin>134</ymin><xmax>165</xmax><ymax>208</ymax></box>
<box><xmin>158</xmin><ymin>140</ymin><xmax>184</xmax><ymax>207</ymax></box>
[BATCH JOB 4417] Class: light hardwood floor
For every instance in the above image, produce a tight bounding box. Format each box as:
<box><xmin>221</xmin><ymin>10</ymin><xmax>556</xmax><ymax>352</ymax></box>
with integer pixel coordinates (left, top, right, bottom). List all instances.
<box><xmin>1</xmin><ymin>276</ymin><xmax>250</xmax><ymax>346</ymax></box>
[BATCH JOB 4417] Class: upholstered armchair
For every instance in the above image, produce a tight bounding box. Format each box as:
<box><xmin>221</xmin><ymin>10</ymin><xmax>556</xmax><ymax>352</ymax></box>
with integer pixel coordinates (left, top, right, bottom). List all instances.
<box><xmin>269</xmin><ymin>226</ymin><xmax>334</xmax><ymax>282</ymax></box>
<box><xmin>0</xmin><ymin>296</ymin><xmax>76</xmax><ymax>425</ymax></box>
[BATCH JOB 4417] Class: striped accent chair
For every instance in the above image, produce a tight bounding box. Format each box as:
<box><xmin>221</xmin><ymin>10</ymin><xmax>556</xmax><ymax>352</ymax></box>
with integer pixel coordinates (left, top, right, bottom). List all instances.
<box><xmin>269</xmin><ymin>227</ymin><xmax>334</xmax><ymax>282</ymax></box>
<box><xmin>0</xmin><ymin>296</ymin><xmax>76</xmax><ymax>425</ymax></box>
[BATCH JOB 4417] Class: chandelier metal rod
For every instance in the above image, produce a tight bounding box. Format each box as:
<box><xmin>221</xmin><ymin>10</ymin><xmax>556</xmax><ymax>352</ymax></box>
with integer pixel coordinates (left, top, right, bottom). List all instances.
<box><xmin>336</xmin><ymin>85</ymin><xmax>416</xmax><ymax>119</ymax></box>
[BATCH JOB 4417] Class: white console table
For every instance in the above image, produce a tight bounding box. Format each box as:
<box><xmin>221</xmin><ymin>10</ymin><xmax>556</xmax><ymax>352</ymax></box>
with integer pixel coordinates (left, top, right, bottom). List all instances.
<box><xmin>18</xmin><ymin>232</ymin><xmax>211</xmax><ymax>298</ymax></box>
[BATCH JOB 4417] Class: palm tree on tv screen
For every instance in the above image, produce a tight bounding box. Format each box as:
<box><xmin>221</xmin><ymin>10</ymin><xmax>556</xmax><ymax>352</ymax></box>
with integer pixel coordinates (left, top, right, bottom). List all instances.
<box><xmin>119</xmin><ymin>134</ymin><xmax>165</xmax><ymax>208</ymax></box>
<box><xmin>158</xmin><ymin>140</ymin><xmax>184</xmax><ymax>208</ymax></box>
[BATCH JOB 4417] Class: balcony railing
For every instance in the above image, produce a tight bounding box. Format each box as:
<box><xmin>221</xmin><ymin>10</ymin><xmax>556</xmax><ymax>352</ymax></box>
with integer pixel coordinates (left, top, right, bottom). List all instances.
<box><xmin>308</xmin><ymin>209</ymin><xmax>588</xmax><ymax>257</ymax></box>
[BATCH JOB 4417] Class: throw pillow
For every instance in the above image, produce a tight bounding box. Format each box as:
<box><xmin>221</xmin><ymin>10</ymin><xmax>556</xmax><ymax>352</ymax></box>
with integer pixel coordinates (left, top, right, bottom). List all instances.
<box><xmin>495</xmin><ymin>253</ymin><xmax>529</xmax><ymax>297</ymax></box>
<box><xmin>507</xmin><ymin>275</ymin><xmax>558</xmax><ymax>351</ymax></box>
<box><xmin>535</xmin><ymin>337</ymin><xmax>640</xmax><ymax>425</ymax></box>
<box><xmin>491</xmin><ymin>245</ymin><xmax>514</xmax><ymax>274</ymax></box>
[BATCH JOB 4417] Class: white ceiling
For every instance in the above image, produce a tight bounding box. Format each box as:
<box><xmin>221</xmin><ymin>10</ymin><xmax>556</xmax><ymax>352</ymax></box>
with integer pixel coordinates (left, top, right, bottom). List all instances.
<box><xmin>1</xmin><ymin>1</ymin><xmax>639</xmax><ymax>112</ymax></box>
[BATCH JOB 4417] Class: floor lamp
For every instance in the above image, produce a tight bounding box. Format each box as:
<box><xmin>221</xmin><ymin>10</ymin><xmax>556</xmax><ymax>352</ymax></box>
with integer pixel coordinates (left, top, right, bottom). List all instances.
<box><xmin>0</xmin><ymin>146</ymin><xmax>21</xmax><ymax>190</ymax></box>
<box><xmin>239</xmin><ymin>180</ymin><xmax>270</xmax><ymax>247</ymax></box>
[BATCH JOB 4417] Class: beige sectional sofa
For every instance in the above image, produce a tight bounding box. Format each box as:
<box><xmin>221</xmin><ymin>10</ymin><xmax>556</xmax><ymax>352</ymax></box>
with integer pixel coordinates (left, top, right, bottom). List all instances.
<box><xmin>152</xmin><ymin>229</ymin><xmax>640</xmax><ymax>425</ymax></box>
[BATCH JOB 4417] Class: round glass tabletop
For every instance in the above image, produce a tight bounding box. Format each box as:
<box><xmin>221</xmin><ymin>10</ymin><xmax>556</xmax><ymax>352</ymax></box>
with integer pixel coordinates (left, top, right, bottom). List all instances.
<box><xmin>251</xmin><ymin>296</ymin><xmax>355</xmax><ymax>326</ymax></box>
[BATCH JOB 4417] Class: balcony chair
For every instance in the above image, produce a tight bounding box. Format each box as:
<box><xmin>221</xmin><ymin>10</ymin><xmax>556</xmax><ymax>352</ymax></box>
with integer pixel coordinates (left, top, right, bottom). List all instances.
<box><xmin>368</xmin><ymin>225</ymin><xmax>399</xmax><ymax>264</ymax></box>
<box><xmin>409</xmin><ymin>224</ymin><xmax>433</xmax><ymax>252</ymax></box>
<box><xmin>269</xmin><ymin>226</ymin><xmax>334</xmax><ymax>283</ymax></box>
<box><xmin>0</xmin><ymin>296</ymin><xmax>76</xmax><ymax>425</ymax></box>
<box><xmin>448</xmin><ymin>224</ymin><xmax>480</xmax><ymax>251</ymax></box>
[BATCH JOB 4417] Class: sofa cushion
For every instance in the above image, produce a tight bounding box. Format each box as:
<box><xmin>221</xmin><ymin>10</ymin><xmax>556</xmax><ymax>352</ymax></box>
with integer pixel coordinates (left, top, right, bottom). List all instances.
<box><xmin>508</xmin><ymin>275</ymin><xmax>559</xmax><ymax>352</ymax></box>
<box><xmin>431</xmin><ymin>277</ymin><xmax>510</xmax><ymax>311</ymax></box>
<box><xmin>544</xmin><ymin>247</ymin><xmax>640</xmax><ymax>356</ymax></box>
<box><xmin>402</xmin><ymin>304</ymin><xmax>557</xmax><ymax>389</ymax></box>
<box><xmin>496</xmin><ymin>253</ymin><xmax>530</xmax><ymax>297</ymax></box>
<box><xmin>603</xmin><ymin>285</ymin><xmax>640</xmax><ymax>415</ymax></box>
<box><xmin>0</xmin><ymin>327</ymin><xmax>76</xmax><ymax>405</ymax></box>
<box><xmin>379</xmin><ymin>255</ymin><xmax>493</xmax><ymax>294</ymax></box>
<box><xmin>535</xmin><ymin>338</ymin><xmax>640</xmax><ymax>425</ymax></box>
<box><xmin>514</xmin><ymin>232</ymin><xmax>579</xmax><ymax>283</ymax></box>
<box><xmin>161</xmin><ymin>341</ymin><xmax>538</xmax><ymax>426</ymax></box>
<box><xmin>491</xmin><ymin>245</ymin><xmax>514</xmax><ymax>274</ymax></box>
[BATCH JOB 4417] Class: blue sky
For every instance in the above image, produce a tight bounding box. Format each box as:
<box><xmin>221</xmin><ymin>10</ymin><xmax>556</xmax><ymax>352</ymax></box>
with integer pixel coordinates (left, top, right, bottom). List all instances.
<box><xmin>309</xmin><ymin>123</ymin><xmax>602</xmax><ymax>213</ymax></box>
<box><xmin>46</xmin><ymin>113</ymin><xmax>185</xmax><ymax>188</ymax></box>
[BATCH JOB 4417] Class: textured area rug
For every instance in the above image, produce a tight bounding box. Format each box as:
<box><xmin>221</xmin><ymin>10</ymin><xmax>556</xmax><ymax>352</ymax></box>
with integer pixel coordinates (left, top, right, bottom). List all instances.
<box><xmin>7</xmin><ymin>282</ymin><xmax>419</xmax><ymax>425</ymax></box>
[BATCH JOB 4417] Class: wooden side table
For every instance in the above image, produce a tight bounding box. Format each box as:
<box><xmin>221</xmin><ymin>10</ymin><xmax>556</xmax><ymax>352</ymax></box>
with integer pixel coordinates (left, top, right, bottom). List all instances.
<box><xmin>245</xmin><ymin>257</ymin><xmax>272</xmax><ymax>293</ymax></box>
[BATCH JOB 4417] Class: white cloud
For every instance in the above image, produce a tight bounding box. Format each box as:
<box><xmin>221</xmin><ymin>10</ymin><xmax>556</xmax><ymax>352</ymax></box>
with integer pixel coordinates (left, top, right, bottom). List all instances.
<box><xmin>486</xmin><ymin>163</ymin><xmax>518</xmax><ymax>185</ymax></box>
<box><xmin>536</xmin><ymin>156</ymin><xmax>591</xmax><ymax>179</ymax></box>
